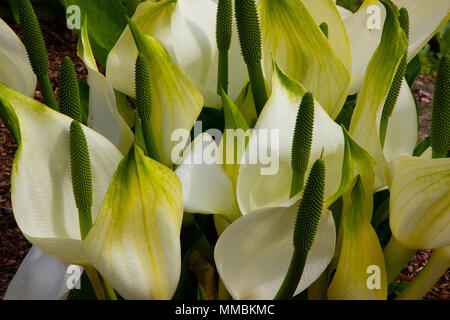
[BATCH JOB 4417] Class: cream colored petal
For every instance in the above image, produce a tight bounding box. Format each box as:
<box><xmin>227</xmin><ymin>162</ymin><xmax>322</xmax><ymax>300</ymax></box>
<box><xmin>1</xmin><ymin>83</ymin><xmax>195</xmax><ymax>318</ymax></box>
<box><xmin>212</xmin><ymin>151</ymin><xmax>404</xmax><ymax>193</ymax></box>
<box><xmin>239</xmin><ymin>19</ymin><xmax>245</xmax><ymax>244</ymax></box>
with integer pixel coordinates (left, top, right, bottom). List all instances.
<box><xmin>84</xmin><ymin>145</ymin><xmax>183</xmax><ymax>300</ymax></box>
<box><xmin>128</xmin><ymin>20</ymin><xmax>204</xmax><ymax>167</ymax></box>
<box><xmin>175</xmin><ymin>133</ymin><xmax>240</xmax><ymax>222</ymax></box>
<box><xmin>258</xmin><ymin>0</ymin><xmax>351</xmax><ymax>119</ymax></box>
<box><xmin>106</xmin><ymin>0</ymin><xmax>176</xmax><ymax>98</ymax></box>
<box><xmin>4</xmin><ymin>247</ymin><xmax>73</xmax><ymax>300</ymax></box>
<box><xmin>380</xmin><ymin>79</ymin><xmax>418</xmax><ymax>163</ymax></box>
<box><xmin>106</xmin><ymin>0</ymin><xmax>246</xmax><ymax>107</ymax></box>
<box><xmin>344</xmin><ymin>2</ymin><xmax>385</xmax><ymax>94</ymax></box>
<box><xmin>336</xmin><ymin>5</ymin><xmax>353</xmax><ymax>20</ymax></box>
<box><xmin>236</xmin><ymin>63</ymin><xmax>345</xmax><ymax>214</ymax></box>
<box><xmin>215</xmin><ymin>203</ymin><xmax>335</xmax><ymax>300</ymax></box>
<box><xmin>78</xmin><ymin>20</ymin><xmax>134</xmax><ymax>155</ymax></box>
<box><xmin>0</xmin><ymin>83</ymin><xmax>123</xmax><ymax>265</ymax></box>
<box><xmin>170</xmin><ymin>0</ymin><xmax>246</xmax><ymax>107</ymax></box>
<box><xmin>0</xmin><ymin>18</ymin><xmax>36</xmax><ymax>97</ymax></box>
<box><xmin>389</xmin><ymin>156</ymin><xmax>450</xmax><ymax>249</ymax></box>
<box><xmin>394</xmin><ymin>0</ymin><xmax>450</xmax><ymax>61</ymax></box>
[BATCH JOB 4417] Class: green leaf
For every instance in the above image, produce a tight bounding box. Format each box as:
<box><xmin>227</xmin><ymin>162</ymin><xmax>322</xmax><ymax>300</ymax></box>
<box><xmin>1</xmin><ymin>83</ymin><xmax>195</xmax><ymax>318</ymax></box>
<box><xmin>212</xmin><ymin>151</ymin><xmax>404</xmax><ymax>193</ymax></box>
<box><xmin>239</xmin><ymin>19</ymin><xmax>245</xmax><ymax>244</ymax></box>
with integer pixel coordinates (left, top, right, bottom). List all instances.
<box><xmin>7</xmin><ymin>0</ymin><xmax>20</xmax><ymax>23</ymax></box>
<box><xmin>114</xmin><ymin>89</ymin><xmax>135</xmax><ymax>129</ymax></box>
<box><xmin>78</xmin><ymin>79</ymin><xmax>89</xmax><ymax>126</ymax></box>
<box><xmin>197</xmin><ymin>283</ymin><xmax>208</xmax><ymax>300</ymax></box>
<box><xmin>65</xmin><ymin>0</ymin><xmax>128</xmax><ymax>67</ymax></box>
<box><xmin>413</xmin><ymin>136</ymin><xmax>431</xmax><ymax>157</ymax></box>
<box><xmin>219</xmin><ymin>90</ymin><xmax>249</xmax><ymax>185</ymax></box>
<box><xmin>335</xmin><ymin>94</ymin><xmax>356</xmax><ymax>130</ymax></box>
<box><xmin>405</xmin><ymin>54</ymin><xmax>421</xmax><ymax>87</ymax></box>
<box><xmin>437</xmin><ymin>21</ymin><xmax>450</xmax><ymax>55</ymax></box>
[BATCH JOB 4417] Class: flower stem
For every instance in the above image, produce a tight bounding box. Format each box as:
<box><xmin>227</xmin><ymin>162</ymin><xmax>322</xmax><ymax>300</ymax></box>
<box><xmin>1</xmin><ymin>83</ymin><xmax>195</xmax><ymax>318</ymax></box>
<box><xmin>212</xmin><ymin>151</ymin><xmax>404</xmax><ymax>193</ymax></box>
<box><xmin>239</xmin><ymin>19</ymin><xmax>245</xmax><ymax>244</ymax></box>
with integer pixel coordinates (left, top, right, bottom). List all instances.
<box><xmin>307</xmin><ymin>272</ymin><xmax>328</xmax><ymax>300</ymax></box>
<box><xmin>217</xmin><ymin>50</ymin><xmax>229</xmax><ymax>94</ymax></box>
<box><xmin>384</xmin><ymin>237</ymin><xmax>416</xmax><ymax>283</ymax></box>
<box><xmin>396</xmin><ymin>246</ymin><xmax>450</xmax><ymax>300</ymax></box>
<box><xmin>78</xmin><ymin>209</ymin><xmax>92</xmax><ymax>240</ymax></box>
<box><xmin>101</xmin><ymin>276</ymin><xmax>118</xmax><ymax>300</ymax></box>
<box><xmin>84</xmin><ymin>264</ymin><xmax>106</xmax><ymax>300</ymax></box>
<box><xmin>218</xmin><ymin>277</ymin><xmax>232</xmax><ymax>300</ymax></box>
<box><xmin>274</xmin><ymin>248</ymin><xmax>307</xmax><ymax>300</ymax></box>
<box><xmin>37</xmin><ymin>73</ymin><xmax>59</xmax><ymax>111</ymax></box>
<box><xmin>290</xmin><ymin>171</ymin><xmax>304</xmax><ymax>198</ymax></box>
<box><xmin>379</xmin><ymin>116</ymin><xmax>389</xmax><ymax>148</ymax></box>
<box><xmin>247</xmin><ymin>63</ymin><xmax>267</xmax><ymax>116</ymax></box>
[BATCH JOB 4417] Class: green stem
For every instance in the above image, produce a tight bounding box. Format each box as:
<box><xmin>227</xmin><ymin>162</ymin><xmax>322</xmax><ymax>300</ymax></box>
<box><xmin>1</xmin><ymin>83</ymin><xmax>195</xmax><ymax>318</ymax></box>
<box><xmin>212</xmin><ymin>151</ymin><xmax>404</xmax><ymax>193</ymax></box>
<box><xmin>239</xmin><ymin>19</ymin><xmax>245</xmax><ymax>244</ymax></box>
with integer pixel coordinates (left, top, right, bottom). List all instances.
<box><xmin>290</xmin><ymin>170</ymin><xmax>304</xmax><ymax>198</ymax></box>
<box><xmin>247</xmin><ymin>63</ymin><xmax>268</xmax><ymax>116</ymax></box>
<box><xmin>307</xmin><ymin>272</ymin><xmax>328</xmax><ymax>300</ymax></box>
<box><xmin>217</xmin><ymin>50</ymin><xmax>229</xmax><ymax>94</ymax></box>
<box><xmin>384</xmin><ymin>237</ymin><xmax>416</xmax><ymax>283</ymax></box>
<box><xmin>101</xmin><ymin>276</ymin><xmax>118</xmax><ymax>300</ymax></box>
<box><xmin>141</xmin><ymin>118</ymin><xmax>161</xmax><ymax>163</ymax></box>
<box><xmin>78</xmin><ymin>209</ymin><xmax>92</xmax><ymax>240</ymax></box>
<box><xmin>379</xmin><ymin>116</ymin><xmax>388</xmax><ymax>149</ymax></box>
<box><xmin>37</xmin><ymin>73</ymin><xmax>58</xmax><ymax>111</ymax></box>
<box><xmin>84</xmin><ymin>264</ymin><xmax>106</xmax><ymax>300</ymax></box>
<box><xmin>396</xmin><ymin>247</ymin><xmax>450</xmax><ymax>300</ymax></box>
<box><xmin>274</xmin><ymin>248</ymin><xmax>308</xmax><ymax>300</ymax></box>
<box><xmin>218</xmin><ymin>278</ymin><xmax>232</xmax><ymax>300</ymax></box>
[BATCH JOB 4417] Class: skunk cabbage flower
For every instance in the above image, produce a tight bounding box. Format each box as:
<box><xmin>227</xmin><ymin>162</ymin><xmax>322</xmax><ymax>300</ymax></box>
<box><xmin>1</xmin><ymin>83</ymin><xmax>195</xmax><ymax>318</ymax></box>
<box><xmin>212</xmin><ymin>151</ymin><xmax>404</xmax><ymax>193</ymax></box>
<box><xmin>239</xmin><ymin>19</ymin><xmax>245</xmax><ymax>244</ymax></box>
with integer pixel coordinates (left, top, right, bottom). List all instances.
<box><xmin>0</xmin><ymin>18</ymin><xmax>36</xmax><ymax>97</ymax></box>
<box><xmin>342</xmin><ymin>0</ymin><xmax>450</xmax><ymax>94</ymax></box>
<box><xmin>107</xmin><ymin>0</ymin><xmax>247</xmax><ymax>108</ymax></box>
<box><xmin>126</xmin><ymin>18</ymin><xmax>204</xmax><ymax>167</ymax></box>
<box><xmin>236</xmin><ymin>62</ymin><xmax>346</xmax><ymax>214</ymax></box>
<box><xmin>348</xmin><ymin>0</ymin><xmax>415</xmax><ymax>190</ymax></box>
<box><xmin>0</xmin><ymin>83</ymin><xmax>184</xmax><ymax>299</ymax></box>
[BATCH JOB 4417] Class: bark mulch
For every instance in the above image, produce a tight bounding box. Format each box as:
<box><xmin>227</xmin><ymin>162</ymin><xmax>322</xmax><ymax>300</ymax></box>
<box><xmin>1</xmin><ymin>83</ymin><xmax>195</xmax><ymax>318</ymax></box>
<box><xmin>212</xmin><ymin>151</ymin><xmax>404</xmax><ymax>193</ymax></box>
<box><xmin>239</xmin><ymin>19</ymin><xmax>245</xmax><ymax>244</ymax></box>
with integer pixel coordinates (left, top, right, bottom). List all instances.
<box><xmin>0</xmin><ymin>20</ymin><xmax>448</xmax><ymax>300</ymax></box>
